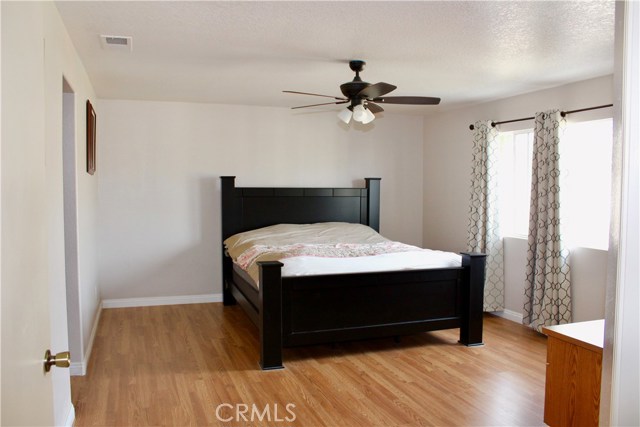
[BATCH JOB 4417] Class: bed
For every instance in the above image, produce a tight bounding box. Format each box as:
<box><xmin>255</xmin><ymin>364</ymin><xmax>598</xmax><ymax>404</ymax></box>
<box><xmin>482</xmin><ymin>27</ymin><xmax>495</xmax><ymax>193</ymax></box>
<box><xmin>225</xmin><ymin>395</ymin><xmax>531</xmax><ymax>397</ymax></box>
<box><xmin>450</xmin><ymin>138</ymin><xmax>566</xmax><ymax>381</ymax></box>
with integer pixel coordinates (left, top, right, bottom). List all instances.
<box><xmin>221</xmin><ymin>176</ymin><xmax>486</xmax><ymax>370</ymax></box>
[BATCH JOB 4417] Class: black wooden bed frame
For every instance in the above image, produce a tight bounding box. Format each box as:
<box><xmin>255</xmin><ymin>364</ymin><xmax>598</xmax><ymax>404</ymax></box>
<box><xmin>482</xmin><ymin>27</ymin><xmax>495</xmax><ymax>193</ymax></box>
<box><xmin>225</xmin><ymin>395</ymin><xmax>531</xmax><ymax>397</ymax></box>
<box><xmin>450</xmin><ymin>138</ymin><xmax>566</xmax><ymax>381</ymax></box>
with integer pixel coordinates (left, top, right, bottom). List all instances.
<box><xmin>221</xmin><ymin>176</ymin><xmax>486</xmax><ymax>370</ymax></box>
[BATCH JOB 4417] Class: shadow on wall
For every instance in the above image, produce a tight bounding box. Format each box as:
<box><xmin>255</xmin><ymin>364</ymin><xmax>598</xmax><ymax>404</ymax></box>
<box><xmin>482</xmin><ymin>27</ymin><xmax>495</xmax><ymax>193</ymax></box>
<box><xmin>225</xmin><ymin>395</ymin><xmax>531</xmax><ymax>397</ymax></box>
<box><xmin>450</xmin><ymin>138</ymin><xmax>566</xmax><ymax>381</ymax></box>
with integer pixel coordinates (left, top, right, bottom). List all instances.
<box><xmin>101</xmin><ymin>176</ymin><xmax>222</xmax><ymax>301</ymax></box>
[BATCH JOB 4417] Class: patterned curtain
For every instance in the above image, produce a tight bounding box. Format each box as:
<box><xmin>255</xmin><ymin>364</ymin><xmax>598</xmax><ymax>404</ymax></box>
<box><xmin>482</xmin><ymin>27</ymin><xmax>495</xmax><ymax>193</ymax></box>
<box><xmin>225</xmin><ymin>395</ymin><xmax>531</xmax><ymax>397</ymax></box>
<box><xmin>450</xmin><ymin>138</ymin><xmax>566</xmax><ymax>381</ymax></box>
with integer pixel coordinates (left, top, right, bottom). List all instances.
<box><xmin>523</xmin><ymin>110</ymin><xmax>572</xmax><ymax>332</ymax></box>
<box><xmin>467</xmin><ymin>120</ymin><xmax>504</xmax><ymax>311</ymax></box>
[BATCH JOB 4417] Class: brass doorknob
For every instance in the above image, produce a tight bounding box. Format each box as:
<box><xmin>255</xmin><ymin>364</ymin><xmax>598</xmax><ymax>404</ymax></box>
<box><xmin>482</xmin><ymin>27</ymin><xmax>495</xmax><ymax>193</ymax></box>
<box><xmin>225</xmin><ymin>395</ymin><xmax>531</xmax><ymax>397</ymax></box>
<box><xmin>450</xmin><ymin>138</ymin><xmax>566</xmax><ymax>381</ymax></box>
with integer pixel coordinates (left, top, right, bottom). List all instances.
<box><xmin>43</xmin><ymin>350</ymin><xmax>71</xmax><ymax>373</ymax></box>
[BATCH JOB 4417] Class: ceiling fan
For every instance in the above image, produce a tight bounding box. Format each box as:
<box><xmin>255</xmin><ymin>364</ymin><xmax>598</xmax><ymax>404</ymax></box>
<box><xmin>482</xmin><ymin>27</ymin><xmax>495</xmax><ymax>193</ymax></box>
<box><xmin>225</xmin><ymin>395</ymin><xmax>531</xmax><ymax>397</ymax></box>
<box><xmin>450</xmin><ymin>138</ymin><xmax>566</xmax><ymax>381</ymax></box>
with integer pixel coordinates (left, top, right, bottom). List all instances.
<box><xmin>284</xmin><ymin>60</ymin><xmax>440</xmax><ymax>124</ymax></box>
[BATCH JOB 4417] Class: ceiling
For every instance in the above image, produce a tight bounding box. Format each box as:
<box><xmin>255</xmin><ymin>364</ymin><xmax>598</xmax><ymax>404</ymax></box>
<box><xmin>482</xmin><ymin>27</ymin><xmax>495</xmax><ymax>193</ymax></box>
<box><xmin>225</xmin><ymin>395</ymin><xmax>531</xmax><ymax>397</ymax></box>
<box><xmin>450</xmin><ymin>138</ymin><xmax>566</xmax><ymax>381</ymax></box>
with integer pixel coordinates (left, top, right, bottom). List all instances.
<box><xmin>55</xmin><ymin>1</ymin><xmax>615</xmax><ymax>115</ymax></box>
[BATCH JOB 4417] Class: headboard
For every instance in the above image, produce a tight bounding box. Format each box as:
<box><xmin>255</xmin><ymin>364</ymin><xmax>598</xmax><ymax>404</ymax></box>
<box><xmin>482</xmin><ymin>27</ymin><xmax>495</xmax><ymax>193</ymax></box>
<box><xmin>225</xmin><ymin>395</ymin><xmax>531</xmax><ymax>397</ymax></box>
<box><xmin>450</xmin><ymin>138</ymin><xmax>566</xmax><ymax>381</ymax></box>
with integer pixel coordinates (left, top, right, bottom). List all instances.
<box><xmin>220</xmin><ymin>176</ymin><xmax>381</xmax><ymax>240</ymax></box>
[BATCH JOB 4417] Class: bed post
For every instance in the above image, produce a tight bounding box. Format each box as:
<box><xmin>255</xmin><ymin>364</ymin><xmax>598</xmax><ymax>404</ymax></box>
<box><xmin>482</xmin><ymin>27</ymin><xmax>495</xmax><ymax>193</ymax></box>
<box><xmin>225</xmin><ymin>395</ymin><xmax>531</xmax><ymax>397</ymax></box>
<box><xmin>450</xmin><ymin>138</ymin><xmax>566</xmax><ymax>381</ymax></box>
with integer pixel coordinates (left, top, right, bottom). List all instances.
<box><xmin>365</xmin><ymin>177</ymin><xmax>381</xmax><ymax>232</ymax></box>
<box><xmin>221</xmin><ymin>176</ymin><xmax>238</xmax><ymax>306</ymax></box>
<box><xmin>459</xmin><ymin>252</ymin><xmax>487</xmax><ymax>346</ymax></box>
<box><xmin>258</xmin><ymin>261</ymin><xmax>285</xmax><ymax>370</ymax></box>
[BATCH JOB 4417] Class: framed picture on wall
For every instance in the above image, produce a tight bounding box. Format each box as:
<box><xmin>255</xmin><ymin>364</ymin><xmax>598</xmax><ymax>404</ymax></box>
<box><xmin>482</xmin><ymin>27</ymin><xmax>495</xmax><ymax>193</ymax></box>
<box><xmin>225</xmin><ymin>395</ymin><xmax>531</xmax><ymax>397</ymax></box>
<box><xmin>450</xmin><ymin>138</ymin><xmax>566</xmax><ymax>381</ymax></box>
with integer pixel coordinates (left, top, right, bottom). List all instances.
<box><xmin>86</xmin><ymin>100</ymin><xmax>96</xmax><ymax>175</ymax></box>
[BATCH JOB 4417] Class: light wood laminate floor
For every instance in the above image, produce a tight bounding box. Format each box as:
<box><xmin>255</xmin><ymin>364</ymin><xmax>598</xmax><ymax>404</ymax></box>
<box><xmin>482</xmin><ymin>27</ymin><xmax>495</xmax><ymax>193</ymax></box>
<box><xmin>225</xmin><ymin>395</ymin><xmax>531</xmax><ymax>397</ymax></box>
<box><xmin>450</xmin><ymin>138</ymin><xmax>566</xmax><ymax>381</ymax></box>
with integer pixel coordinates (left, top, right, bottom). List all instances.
<box><xmin>72</xmin><ymin>304</ymin><xmax>547</xmax><ymax>426</ymax></box>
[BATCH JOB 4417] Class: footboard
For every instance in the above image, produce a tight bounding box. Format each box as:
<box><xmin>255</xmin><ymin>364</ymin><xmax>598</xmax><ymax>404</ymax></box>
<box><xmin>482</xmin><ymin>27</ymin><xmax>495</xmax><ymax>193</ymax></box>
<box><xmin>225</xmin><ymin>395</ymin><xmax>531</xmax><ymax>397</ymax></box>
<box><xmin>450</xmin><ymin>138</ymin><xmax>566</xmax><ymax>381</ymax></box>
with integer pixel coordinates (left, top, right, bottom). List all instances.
<box><xmin>258</xmin><ymin>252</ymin><xmax>486</xmax><ymax>370</ymax></box>
<box><xmin>220</xmin><ymin>176</ymin><xmax>487</xmax><ymax>370</ymax></box>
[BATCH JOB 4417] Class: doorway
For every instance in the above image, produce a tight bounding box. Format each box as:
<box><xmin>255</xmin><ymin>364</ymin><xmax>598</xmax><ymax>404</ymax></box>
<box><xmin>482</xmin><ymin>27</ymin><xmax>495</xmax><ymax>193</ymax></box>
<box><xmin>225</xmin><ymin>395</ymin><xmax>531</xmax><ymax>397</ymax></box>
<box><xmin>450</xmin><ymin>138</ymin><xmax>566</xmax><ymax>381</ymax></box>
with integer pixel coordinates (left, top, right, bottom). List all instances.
<box><xmin>62</xmin><ymin>77</ymin><xmax>82</xmax><ymax>375</ymax></box>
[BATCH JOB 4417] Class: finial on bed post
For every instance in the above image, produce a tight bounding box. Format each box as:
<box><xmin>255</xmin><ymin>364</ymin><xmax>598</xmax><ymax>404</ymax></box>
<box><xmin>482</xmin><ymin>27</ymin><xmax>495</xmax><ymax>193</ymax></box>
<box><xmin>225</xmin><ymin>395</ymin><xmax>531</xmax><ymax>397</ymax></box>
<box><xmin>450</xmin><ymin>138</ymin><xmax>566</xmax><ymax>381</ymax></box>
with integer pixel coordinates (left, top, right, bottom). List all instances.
<box><xmin>459</xmin><ymin>252</ymin><xmax>487</xmax><ymax>346</ymax></box>
<box><xmin>365</xmin><ymin>178</ymin><xmax>381</xmax><ymax>232</ymax></box>
<box><xmin>221</xmin><ymin>176</ymin><xmax>239</xmax><ymax>240</ymax></box>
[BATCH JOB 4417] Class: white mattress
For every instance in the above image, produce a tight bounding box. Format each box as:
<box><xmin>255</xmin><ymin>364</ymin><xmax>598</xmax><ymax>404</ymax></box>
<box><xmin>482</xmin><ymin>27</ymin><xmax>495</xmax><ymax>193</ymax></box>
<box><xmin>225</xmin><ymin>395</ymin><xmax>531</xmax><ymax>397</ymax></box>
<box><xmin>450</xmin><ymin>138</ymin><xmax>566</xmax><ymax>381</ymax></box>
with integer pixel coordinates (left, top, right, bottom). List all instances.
<box><xmin>224</xmin><ymin>222</ymin><xmax>462</xmax><ymax>286</ymax></box>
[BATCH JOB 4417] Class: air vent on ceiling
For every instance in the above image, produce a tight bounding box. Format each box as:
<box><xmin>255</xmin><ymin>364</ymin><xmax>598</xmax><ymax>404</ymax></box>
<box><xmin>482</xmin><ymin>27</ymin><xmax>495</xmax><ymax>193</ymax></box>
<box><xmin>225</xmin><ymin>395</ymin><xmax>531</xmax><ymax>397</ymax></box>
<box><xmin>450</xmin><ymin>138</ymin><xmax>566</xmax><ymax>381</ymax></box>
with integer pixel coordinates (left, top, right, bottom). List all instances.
<box><xmin>100</xmin><ymin>35</ymin><xmax>133</xmax><ymax>52</ymax></box>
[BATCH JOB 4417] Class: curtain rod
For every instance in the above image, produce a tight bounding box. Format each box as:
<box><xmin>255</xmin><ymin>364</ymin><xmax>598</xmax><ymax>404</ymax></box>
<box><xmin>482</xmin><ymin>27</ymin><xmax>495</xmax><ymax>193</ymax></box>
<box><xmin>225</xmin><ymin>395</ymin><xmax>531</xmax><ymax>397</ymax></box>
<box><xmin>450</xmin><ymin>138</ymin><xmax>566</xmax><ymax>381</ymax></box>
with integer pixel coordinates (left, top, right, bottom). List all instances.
<box><xmin>468</xmin><ymin>103</ymin><xmax>613</xmax><ymax>130</ymax></box>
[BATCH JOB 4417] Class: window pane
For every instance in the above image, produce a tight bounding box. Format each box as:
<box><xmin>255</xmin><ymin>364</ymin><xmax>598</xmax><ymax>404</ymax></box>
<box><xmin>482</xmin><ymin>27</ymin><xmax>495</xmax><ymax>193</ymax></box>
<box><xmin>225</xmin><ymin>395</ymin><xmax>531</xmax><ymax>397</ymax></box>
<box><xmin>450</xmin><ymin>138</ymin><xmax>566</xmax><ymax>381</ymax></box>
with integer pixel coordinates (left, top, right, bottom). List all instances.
<box><xmin>497</xmin><ymin>129</ymin><xmax>533</xmax><ymax>238</ymax></box>
<box><xmin>560</xmin><ymin>118</ymin><xmax>613</xmax><ymax>250</ymax></box>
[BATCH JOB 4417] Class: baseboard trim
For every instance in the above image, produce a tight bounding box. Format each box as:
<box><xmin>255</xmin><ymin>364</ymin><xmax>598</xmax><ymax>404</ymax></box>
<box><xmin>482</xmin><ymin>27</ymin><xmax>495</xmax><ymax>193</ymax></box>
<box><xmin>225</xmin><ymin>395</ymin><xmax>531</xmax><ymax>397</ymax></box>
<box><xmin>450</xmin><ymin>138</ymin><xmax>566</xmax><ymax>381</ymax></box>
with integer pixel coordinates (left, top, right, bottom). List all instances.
<box><xmin>70</xmin><ymin>362</ymin><xmax>84</xmax><ymax>376</ymax></box>
<box><xmin>491</xmin><ymin>309</ymin><xmax>524</xmax><ymax>324</ymax></box>
<box><xmin>102</xmin><ymin>293</ymin><xmax>223</xmax><ymax>309</ymax></box>
<box><xmin>83</xmin><ymin>301</ymin><xmax>102</xmax><ymax>372</ymax></box>
<box><xmin>70</xmin><ymin>300</ymin><xmax>103</xmax><ymax>376</ymax></box>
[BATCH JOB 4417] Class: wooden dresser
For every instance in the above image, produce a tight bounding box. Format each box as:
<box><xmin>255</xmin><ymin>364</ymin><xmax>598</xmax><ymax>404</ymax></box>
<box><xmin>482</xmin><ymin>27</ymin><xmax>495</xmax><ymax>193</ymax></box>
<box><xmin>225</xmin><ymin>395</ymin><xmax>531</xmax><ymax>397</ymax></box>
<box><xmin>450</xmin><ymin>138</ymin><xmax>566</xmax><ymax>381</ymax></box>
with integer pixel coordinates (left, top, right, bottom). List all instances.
<box><xmin>542</xmin><ymin>320</ymin><xmax>604</xmax><ymax>427</ymax></box>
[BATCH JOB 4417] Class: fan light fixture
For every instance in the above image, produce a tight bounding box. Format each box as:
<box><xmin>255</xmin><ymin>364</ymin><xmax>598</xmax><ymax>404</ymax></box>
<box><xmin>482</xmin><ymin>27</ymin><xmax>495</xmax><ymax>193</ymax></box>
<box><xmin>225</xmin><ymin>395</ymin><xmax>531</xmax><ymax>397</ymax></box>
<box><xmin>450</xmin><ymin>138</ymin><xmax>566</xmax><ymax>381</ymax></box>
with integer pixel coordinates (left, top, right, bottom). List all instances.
<box><xmin>361</xmin><ymin>106</ymin><xmax>375</xmax><ymax>124</ymax></box>
<box><xmin>338</xmin><ymin>108</ymin><xmax>353</xmax><ymax>124</ymax></box>
<box><xmin>338</xmin><ymin>103</ymin><xmax>375</xmax><ymax>125</ymax></box>
<box><xmin>285</xmin><ymin>60</ymin><xmax>441</xmax><ymax>124</ymax></box>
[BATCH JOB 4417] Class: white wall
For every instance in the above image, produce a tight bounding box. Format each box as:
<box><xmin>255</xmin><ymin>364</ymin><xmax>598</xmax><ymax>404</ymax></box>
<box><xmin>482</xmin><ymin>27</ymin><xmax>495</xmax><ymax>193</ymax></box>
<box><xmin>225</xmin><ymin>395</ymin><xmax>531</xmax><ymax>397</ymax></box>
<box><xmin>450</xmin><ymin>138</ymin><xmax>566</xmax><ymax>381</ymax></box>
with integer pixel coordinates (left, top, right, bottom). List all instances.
<box><xmin>97</xmin><ymin>101</ymin><xmax>424</xmax><ymax>301</ymax></box>
<box><xmin>43</xmin><ymin>2</ymin><xmax>100</xmax><ymax>381</ymax></box>
<box><xmin>44</xmin><ymin>0</ymin><xmax>100</xmax><ymax>418</ymax></box>
<box><xmin>1</xmin><ymin>2</ymin><xmax>98</xmax><ymax>425</ymax></box>
<box><xmin>423</xmin><ymin>75</ymin><xmax>613</xmax><ymax>322</ymax></box>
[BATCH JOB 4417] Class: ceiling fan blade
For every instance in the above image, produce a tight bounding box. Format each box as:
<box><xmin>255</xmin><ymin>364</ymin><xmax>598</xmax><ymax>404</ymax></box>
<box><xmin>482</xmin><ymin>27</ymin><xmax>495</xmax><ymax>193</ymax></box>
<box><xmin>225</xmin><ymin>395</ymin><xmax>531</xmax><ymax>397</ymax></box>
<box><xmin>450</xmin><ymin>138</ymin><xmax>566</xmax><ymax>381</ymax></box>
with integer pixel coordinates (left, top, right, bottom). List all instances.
<box><xmin>372</xmin><ymin>96</ymin><xmax>441</xmax><ymax>105</ymax></box>
<box><xmin>365</xmin><ymin>102</ymin><xmax>384</xmax><ymax>114</ymax></box>
<box><xmin>357</xmin><ymin>82</ymin><xmax>397</xmax><ymax>99</ymax></box>
<box><xmin>291</xmin><ymin>100</ymin><xmax>349</xmax><ymax>110</ymax></box>
<box><xmin>283</xmin><ymin>90</ymin><xmax>347</xmax><ymax>101</ymax></box>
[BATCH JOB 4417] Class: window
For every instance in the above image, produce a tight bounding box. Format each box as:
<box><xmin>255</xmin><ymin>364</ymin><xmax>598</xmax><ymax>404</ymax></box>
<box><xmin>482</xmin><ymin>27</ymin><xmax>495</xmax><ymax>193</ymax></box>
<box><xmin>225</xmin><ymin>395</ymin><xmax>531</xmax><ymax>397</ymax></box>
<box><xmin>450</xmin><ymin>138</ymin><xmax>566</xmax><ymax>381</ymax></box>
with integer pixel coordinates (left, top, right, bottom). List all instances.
<box><xmin>497</xmin><ymin>118</ymin><xmax>613</xmax><ymax>250</ymax></box>
<box><xmin>560</xmin><ymin>118</ymin><xmax>613</xmax><ymax>250</ymax></box>
<box><xmin>497</xmin><ymin>129</ymin><xmax>534</xmax><ymax>238</ymax></box>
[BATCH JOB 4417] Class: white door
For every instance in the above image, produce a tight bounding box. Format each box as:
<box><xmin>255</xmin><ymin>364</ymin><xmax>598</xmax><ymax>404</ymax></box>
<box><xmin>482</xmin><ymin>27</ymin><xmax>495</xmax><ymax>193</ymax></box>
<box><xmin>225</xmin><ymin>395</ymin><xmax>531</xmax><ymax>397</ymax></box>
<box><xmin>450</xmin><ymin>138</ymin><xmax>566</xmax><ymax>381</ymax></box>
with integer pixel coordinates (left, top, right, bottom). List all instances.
<box><xmin>1</xmin><ymin>2</ymin><xmax>61</xmax><ymax>425</ymax></box>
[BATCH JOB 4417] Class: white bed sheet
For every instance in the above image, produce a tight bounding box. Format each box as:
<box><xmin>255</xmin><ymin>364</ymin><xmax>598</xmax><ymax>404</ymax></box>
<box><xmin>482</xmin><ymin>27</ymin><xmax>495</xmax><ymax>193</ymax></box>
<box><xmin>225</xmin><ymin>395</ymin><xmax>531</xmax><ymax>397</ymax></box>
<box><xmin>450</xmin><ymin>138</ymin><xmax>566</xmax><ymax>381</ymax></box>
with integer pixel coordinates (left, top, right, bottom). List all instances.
<box><xmin>278</xmin><ymin>250</ymin><xmax>462</xmax><ymax>277</ymax></box>
<box><xmin>224</xmin><ymin>222</ymin><xmax>462</xmax><ymax>286</ymax></box>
